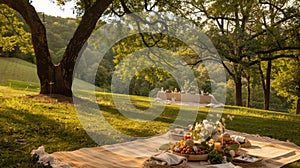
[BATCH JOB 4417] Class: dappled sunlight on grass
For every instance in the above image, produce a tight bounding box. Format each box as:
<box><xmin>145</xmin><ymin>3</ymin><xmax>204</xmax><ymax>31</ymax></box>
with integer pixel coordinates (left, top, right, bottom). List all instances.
<box><xmin>0</xmin><ymin>86</ymin><xmax>36</xmax><ymax>98</ymax></box>
<box><xmin>0</xmin><ymin>86</ymin><xmax>300</xmax><ymax>167</ymax></box>
<box><xmin>0</xmin><ymin>88</ymin><xmax>96</xmax><ymax>167</ymax></box>
<box><xmin>223</xmin><ymin>105</ymin><xmax>299</xmax><ymax>122</ymax></box>
<box><xmin>7</xmin><ymin>80</ymin><xmax>40</xmax><ymax>92</ymax></box>
<box><xmin>94</xmin><ymin>92</ymin><xmax>300</xmax><ymax>145</ymax></box>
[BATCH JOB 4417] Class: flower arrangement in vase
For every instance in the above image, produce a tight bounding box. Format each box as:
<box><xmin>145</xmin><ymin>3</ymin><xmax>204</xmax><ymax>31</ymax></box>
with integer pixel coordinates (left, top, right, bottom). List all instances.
<box><xmin>170</xmin><ymin>115</ymin><xmax>240</xmax><ymax>164</ymax></box>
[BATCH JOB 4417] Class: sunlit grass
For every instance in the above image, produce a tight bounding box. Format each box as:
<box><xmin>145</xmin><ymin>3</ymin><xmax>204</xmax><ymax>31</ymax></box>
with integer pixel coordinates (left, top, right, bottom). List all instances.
<box><xmin>0</xmin><ymin>87</ymin><xmax>96</xmax><ymax>167</ymax></box>
<box><xmin>224</xmin><ymin>105</ymin><xmax>298</xmax><ymax>121</ymax></box>
<box><xmin>6</xmin><ymin>80</ymin><xmax>40</xmax><ymax>92</ymax></box>
<box><xmin>0</xmin><ymin>85</ymin><xmax>299</xmax><ymax>167</ymax></box>
<box><xmin>0</xmin><ymin>57</ymin><xmax>39</xmax><ymax>85</ymax></box>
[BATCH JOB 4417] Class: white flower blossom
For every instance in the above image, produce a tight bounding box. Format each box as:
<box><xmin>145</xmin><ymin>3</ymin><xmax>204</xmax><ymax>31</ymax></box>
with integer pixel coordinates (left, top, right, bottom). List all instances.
<box><xmin>194</xmin><ymin>123</ymin><xmax>202</xmax><ymax>131</ymax></box>
<box><xmin>204</xmin><ymin>123</ymin><xmax>214</xmax><ymax>133</ymax></box>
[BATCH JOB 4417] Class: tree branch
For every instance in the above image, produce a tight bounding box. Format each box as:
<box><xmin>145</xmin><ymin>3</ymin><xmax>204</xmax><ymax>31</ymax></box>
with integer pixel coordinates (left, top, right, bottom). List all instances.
<box><xmin>259</xmin><ymin>0</ymin><xmax>287</xmax><ymax>16</ymax></box>
<box><xmin>249</xmin><ymin>54</ymin><xmax>297</xmax><ymax>66</ymax></box>
<box><xmin>83</xmin><ymin>0</ymin><xmax>91</xmax><ymax>9</ymax></box>
<box><xmin>144</xmin><ymin>0</ymin><xmax>157</xmax><ymax>11</ymax></box>
<box><xmin>119</xmin><ymin>0</ymin><xmax>168</xmax><ymax>48</ymax></box>
<box><xmin>61</xmin><ymin>0</ymin><xmax>113</xmax><ymax>67</ymax></box>
<box><xmin>247</xmin><ymin>13</ymin><xmax>300</xmax><ymax>42</ymax></box>
<box><xmin>256</xmin><ymin>47</ymin><xmax>300</xmax><ymax>55</ymax></box>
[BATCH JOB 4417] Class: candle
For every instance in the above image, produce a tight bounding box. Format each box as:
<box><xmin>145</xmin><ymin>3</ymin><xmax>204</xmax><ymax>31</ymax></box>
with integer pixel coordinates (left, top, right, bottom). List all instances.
<box><xmin>214</xmin><ymin>142</ymin><xmax>221</xmax><ymax>151</ymax></box>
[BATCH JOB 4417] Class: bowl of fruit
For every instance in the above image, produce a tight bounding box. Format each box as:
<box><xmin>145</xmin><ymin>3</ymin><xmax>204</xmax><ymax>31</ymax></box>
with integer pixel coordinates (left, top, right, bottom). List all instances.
<box><xmin>170</xmin><ymin>139</ymin><xmax>209</xmax><ymax>161</ymax></box>
<box><xmin>221</xmin><ymin>133</ymin><xmax>241</xmax><ymax>152</ymax></box>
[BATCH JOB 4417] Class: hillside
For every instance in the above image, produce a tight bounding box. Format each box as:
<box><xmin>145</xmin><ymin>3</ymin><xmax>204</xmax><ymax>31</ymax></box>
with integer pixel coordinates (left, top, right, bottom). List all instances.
<box><xmin>0</xmin><ymin>57</ymin><xmax>105</xmax><ymax>92</ymax></box>
<box><xmin>0</xmin><ymin>57</ymin><xmax>39</xmax><ymax>84</ymax></box>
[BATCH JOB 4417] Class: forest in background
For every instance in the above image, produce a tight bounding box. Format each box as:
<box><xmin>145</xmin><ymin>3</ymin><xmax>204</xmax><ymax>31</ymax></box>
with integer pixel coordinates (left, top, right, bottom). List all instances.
<box><xmin>0</xmin><ymin>3</ymin><xmax>298</xmax><ymax>113</ymax></box>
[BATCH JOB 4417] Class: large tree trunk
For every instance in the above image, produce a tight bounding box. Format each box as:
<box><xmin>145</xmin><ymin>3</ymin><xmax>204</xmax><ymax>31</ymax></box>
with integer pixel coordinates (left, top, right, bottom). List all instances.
<box><xmin>39</xmin><ymin>65</ymin><xmax>73</xmax><ymax>96</ymax></box>
<box><xmin>1</xmin><ymin>0</ymin><xmax>113</xmax><ymax>97</ymax></box>
<box><xmin>235</xmin><ymin>76</ymin><xmax>243</xmax><ymax>106</ymax></box>
<box><xmin>7</xmin><ymin>0</ymin><xmax>73</xmax><ymax>96</ymax></box>
<box><xmin>1</xmin><ymin>0</ymin><xmax>56</xmax><ymax>95</ymax></box>
<box><xmin>246</xmin><ymin>75</ymin><xmax>251</xmax><ymax>107</ymax></box>
<box><xmin>264</xmin><ymin>60</ymin><xmax>271</xmax><ymax>110</ymax></box>
<box><xmin>258</xmin><ymin>60</ymin><xmax>271</xmax><ymax>110</ymax></box>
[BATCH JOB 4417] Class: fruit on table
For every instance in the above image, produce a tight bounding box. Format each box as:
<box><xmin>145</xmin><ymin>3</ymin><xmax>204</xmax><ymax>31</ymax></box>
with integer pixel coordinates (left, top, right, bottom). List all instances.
<box><xmin>171</xmin><ymin>139</ymin><xmax>208</xmax><ymax>155</ymax></box>
<box><xmin>185</xmin><ymin>139</ymin><xmax>194</xmax><ymax>147</ymax></box>
<box><xmin>230</xmin><ymin>135</ymin><xmax>252</xmax><ymax>148</ymax></box>
<box><xmin>222</xmin><ymin>133</ymin><xmax>231</xmax><ymax>141</ymax></box>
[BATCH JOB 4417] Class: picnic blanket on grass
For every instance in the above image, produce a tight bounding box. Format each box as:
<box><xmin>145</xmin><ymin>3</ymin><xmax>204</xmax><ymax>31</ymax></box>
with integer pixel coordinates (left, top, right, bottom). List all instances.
<box><xmin>32</xmin><ymin>130</ymin><xmax>300</xmax><ymax>168</ymax></box>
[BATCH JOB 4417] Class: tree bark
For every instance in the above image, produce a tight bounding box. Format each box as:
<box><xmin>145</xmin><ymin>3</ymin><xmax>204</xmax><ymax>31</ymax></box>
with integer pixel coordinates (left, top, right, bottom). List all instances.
<box><xmin>246</xmin><ymin>75</ymin><xmax>251</xmax><ymax>107</ymax></box>
<box><xmin>264</xmin><ymin>60</ymin><xmax>271</xmax><ymax>110</ymax></box>
<box><xmin>39</xmin><ymin>65</ymin><xmax>73</xmax><ymax>96</ymax></box>
<box><xmin>235</xmin><ymin>76</ymin><xmax>243</xmax><ymax>106</ymax></box>
<box><xmin>258</xmin><ymin>61</ymin><xmax>271</xmax><ymax>110</ymax></box>
<box><xmin>1</xmin><ymin>0</ymin><xmax>113</xmax><ymax>97</ymax></box>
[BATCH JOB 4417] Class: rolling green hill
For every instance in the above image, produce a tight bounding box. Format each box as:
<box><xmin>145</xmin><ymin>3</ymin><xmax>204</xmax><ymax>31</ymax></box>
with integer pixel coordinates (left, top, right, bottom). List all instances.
<box><xmin>0</xmin><ymin>57</ymin><xmax>39</xmax><ymax>84</ymax></box>
<box><xmin>0</xmin><ymin>57</ymin><xmax>105</xmax><ymax>92</ymax></box>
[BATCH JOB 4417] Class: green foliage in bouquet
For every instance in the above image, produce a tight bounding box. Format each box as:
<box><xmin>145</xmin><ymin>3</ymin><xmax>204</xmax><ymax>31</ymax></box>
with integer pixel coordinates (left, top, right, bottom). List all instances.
<box><xmin>208</xmin><ymin>150</ymin><xmax>223</xmax><ymax>164</ymax></box>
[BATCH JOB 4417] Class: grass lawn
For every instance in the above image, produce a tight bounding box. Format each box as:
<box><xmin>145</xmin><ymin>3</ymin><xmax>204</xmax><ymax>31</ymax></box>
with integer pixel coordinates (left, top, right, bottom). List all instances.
<box><xmin>0</xmin><ymin>57</ymin><xmax>39</xmax><ymax>85</ymax></box>
<box><xmin>0</xmin><ymin>85</ymin><xmax>300</xmax><ymax>167</ymax></box>
<box><xmin>0</xmin><ymin>57</ymin><xmax>104</xmax><ymax>92</ymax></box>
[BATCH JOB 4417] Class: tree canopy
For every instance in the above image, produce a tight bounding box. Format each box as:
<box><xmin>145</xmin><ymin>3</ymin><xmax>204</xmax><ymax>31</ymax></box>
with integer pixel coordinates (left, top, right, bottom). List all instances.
<box><xmin>0</xmin><ymin>4</ymin><xmax>33</xmax><ymax>57</ymax></box>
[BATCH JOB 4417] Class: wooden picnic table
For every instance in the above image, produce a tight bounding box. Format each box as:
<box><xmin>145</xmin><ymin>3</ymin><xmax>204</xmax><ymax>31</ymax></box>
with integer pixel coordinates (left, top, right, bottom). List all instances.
<box><xmin>156</xmin><ymin>91</ymin><xmax>218</xmax><ymax>104</ymax></box>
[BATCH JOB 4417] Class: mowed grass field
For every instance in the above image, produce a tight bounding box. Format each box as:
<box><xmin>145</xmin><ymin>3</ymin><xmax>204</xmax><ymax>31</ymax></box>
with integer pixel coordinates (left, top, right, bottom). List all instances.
<box><xmin>0</xmin><ymin>58</ymin><xmax>299</xmax><ymax>167</ymax></box>
<box><xmin>0</xmin><ymin>57</ymin><xmax>105</xmax><ymax>93</ymax></box>
<box><xmin>0</xmin><ymin>57</ymin><xmax>39</xmax><ymax>84</ymax></box>
<box><xmin>0</xmin><ymin>84</ymin><xmax>300</xmax><ymax>167</ymax></box>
